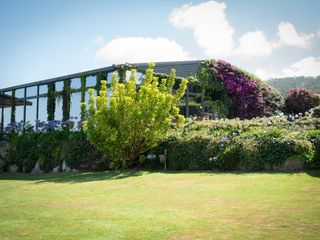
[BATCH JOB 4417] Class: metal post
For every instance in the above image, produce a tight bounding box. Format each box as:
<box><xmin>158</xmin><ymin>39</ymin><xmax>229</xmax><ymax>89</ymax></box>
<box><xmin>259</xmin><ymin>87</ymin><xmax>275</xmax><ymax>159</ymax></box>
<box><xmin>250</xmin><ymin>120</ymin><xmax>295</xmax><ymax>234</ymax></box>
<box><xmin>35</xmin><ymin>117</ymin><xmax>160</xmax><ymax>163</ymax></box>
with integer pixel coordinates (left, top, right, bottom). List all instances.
<box><xmin>23</xmin><ymin>87</ymin><xmax>27</xmax><ymax>125</ymax></box>
<box><xmin>185</xmin><ymin>86</ymin><xmax>189</xmax><ymax>118</ymax></box>
<box><xmin>36</xmin><ymin>85</ymin><xmax>40</xmax><ymax>132</ymax></box>
<box><xmin>1</xmin><ymin>91</ymin><xmax>4</xmax><ymax>132</ymax></box>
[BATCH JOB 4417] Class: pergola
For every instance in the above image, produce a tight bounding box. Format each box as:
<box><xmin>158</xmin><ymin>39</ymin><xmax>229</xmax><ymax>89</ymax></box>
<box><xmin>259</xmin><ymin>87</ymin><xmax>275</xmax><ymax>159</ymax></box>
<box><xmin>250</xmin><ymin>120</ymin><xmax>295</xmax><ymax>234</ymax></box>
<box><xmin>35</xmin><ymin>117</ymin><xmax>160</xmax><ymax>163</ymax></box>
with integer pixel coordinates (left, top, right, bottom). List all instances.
<box><xmin>0</xmin><ymin>93</ymin><xmax>32</xmax><ymax>108</ymax></box>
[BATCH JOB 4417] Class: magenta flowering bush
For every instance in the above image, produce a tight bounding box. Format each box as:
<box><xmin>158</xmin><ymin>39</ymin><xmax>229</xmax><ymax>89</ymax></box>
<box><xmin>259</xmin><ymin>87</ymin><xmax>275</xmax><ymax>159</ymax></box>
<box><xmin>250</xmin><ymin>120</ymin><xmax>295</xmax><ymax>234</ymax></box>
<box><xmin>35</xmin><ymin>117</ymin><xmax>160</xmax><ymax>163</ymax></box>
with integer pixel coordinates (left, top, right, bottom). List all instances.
<box><xmin>204</xmin><ymin>60</ymin><xmax>284</xmax><ymax>119</ymax></box>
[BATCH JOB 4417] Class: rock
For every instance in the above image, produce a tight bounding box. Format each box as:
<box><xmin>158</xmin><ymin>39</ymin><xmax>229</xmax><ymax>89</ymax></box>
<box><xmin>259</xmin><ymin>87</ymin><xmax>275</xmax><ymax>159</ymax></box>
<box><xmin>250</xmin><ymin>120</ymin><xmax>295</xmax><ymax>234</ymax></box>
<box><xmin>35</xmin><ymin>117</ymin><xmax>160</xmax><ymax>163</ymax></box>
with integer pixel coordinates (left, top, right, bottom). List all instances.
<box><xmin>52</xmin><ymin>166</ymin><xmax>60</xmax><ymax>173</ymax></box>
<box><xmin>72</xmin><ymin>169</ymin><xmax>79</xmax><ymax>173</ymax></box>
<box><xmin>9</xmin><ymin>164</ymin><xmax>18</xmax><ymax>173</ymax></box>
<box><xmin>0</xmin><ymin>141</ymin><xmax>10</xmax><ymax>159</ymax></box>
<box><xmin>62</xmin><ymin>161</ymin><xmax>71</xmax><ymax>172</ymax></box>
<box><xmin>275</xmin><ymin>156</ymin><xmax>304</xmax><ymax>171</ymax></box>
<box><xmin>0</xmin><ymin>159</ymin><xmax>4</xmax><ymax>173</ymax></box>
<box><xmin>283</xmin><ymin>159</ymin><xmax>303</xmax><ymax>171</ymax></box>
<box><xmin>31</xmin><ymin>160</ymin><xmax>43</xmax><ymax>174</ymax></box>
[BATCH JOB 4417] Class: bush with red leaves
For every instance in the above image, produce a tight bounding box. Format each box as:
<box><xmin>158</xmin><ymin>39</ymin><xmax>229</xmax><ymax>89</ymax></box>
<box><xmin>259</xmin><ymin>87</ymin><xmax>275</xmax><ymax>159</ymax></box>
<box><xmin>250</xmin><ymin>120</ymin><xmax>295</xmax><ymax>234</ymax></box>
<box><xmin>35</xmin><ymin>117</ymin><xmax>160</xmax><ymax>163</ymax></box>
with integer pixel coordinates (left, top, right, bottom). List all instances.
<box><xmin>285</xmin><ymin>88</ymin><xmax>319</xmax><ymax>114</ymax></box>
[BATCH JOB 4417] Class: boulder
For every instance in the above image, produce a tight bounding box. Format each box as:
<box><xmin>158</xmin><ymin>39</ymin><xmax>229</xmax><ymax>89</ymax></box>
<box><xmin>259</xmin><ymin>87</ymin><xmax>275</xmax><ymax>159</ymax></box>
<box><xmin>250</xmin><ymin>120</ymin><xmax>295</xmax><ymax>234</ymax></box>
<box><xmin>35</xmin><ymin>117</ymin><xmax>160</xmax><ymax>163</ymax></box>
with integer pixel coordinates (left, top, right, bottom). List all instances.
<box><xmin>275</xmin><ymin>156</ymin><xmax>304</xmax><ymax>171</ymax></box>
<box><xmin>0</xmin><ymin>141</ymin><xmax>10</xmax><ymax>159</ymax></box>
<box><xmin>31</xmin><ymin>160</ymin><xmax>43</xmax><ymax>174</ymax></box>
<box><xmin>52</xmin><ymin>166</ymin><xmax>60</xmax><ymax>173</ymax></box>
<box><xmin>9</xmin><ymin>164</ymin><xmax>18</xmax><ymax>173</ymax></box>
<box><xmin>0</xmin><ymin>159</ymin><xmax>4</xmax><ymax>173</ymax></box>
<box><xmin>62</xmin><ymin>161</ymin><xmax>71</xmax><ymax>172</ymax></box>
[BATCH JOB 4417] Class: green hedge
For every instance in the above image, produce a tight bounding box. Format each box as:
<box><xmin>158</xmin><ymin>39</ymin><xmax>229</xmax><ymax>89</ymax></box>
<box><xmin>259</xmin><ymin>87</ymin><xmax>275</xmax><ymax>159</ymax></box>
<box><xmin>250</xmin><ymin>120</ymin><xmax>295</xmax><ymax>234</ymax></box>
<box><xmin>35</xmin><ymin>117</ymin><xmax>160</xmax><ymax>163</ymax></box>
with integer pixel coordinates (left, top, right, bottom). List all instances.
<box><xmin>1</xmin><ymin>131</ymin><xmax>104</xmax><ymax>173</ymax></box>
<box><xmin>1</xmin><ymin>118</ymin><xmax>320</xmax><ymax>172</ymax></box>
<box><xmin>148</xmin><ymin>131</ymin><xmax>316</xmax><ymax>171</ymax></box>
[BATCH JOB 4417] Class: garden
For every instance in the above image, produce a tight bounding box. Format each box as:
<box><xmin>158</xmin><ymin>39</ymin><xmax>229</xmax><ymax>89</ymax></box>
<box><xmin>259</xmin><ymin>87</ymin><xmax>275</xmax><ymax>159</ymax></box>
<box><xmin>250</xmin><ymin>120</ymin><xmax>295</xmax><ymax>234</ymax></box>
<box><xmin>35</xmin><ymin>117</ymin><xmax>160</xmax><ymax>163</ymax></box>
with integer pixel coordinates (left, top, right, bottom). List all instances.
<box><xmin>0</xmin><ymin>60</ymin><xmax>320</xmax><ymax>239</ymax></box>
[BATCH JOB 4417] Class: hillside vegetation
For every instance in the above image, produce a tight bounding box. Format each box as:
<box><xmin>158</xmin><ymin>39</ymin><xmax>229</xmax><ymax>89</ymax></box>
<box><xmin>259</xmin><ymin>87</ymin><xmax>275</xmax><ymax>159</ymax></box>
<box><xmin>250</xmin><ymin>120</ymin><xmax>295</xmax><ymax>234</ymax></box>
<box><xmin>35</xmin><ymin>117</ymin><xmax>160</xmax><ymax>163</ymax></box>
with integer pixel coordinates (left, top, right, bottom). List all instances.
<box><xmin>267</xmin><ymin>76</ymin><xmax>320</xmax><ymax>96</ymax></box>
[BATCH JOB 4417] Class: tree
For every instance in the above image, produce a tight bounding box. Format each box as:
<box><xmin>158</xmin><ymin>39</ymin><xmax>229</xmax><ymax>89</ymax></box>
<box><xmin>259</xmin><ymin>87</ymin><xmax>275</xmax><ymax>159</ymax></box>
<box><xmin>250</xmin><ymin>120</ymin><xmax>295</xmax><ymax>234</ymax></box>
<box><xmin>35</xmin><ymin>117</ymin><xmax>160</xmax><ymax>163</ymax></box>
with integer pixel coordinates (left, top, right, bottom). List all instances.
<box><xmin>83</xmin><ymin>63</ymin><xmax>188</xmax><ymax>168</ymax></box>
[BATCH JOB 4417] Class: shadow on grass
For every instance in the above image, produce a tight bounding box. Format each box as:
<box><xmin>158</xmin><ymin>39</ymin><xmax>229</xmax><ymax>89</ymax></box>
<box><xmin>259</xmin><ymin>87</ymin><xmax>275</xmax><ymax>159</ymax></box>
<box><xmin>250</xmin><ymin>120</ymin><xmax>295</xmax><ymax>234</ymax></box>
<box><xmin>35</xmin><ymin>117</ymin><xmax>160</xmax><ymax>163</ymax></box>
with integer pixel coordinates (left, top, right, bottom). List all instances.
<box><xmin>0</xmin><ymin>170</ymin><xmax>319</xmax><ymax>183</ymax></box>
<box><xmin>0</xmin><ymin>170</ymin><xmax>145</xmax><ymax>184</ymax></box>
<box><xmin>150</xmin><ymin>169</ymin><xmax>320</xmax><ymax>178</ymax></box>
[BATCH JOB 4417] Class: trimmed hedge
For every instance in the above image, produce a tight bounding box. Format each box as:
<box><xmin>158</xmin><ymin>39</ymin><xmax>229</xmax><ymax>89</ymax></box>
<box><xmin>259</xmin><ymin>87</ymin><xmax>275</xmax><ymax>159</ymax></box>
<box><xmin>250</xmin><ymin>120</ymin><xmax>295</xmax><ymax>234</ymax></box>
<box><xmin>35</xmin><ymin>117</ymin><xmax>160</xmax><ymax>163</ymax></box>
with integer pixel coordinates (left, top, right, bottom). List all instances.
<box><xmin>1</xmin><ymin>117</ymin><xmax>319</xmax><ymax>172</ymax></box>
<box><xmin>0</xmin><ymin>131</ymin><xmax>104</xmax><ymax>173</ymax></box>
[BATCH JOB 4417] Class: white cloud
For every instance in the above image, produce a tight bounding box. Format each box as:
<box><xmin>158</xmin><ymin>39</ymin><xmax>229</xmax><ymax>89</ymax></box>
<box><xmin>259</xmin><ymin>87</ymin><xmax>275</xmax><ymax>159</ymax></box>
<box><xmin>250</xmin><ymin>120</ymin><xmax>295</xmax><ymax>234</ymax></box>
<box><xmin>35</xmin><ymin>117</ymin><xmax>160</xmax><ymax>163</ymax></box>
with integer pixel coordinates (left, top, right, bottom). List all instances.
<box><xmin>96</xmin><ymin>37</ymin><xmax>191</xmax><ymax>63</ymax></box>
<box><xmin>255</xmin><ymin>68</ymin><xmax>271</xmax><ymax>80</ymax></box>
<box><xmin>169</xmin><ymin>1</ymin><xmax>235</xmax><ymax>57</ymax></box>
<box><xmin>234</xmin><ymin>31</ymin><xmax>278</xmax><ymax>58</ymax></box>
<box><xmin>278</xmin><ymin>22</ymin><xmax>314</xmax><ymax>48</ymax></box>
<box><xmin>255</xmin><ymin>56</ymin><xmax>320</xmax><ymax>79</ymax></box>
<box><xmin>280</xmin><ymin>56</ymin><xmax>320</xmax><ymax>77</ymax></box>
<box><xmin>168</xmin><ymin>1</ymin><xmax>315</xmax><ymax>59</ymax></box>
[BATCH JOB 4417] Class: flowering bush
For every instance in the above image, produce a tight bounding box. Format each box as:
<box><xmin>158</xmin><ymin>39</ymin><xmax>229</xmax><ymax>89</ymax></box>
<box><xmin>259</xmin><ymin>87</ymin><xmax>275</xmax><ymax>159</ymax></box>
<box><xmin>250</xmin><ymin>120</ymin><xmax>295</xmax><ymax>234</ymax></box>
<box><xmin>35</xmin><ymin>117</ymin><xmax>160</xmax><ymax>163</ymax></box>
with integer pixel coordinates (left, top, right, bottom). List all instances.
<box><xmin>83</xmin><ymin>63</ymin><xmax>188</xmax><ymax>168</ymax></box>
<box><xmin>202</xmin><ymin>60</ymin><xmax>284</xmax><ymax>119</ymax></box>
<box><xmin>285</xmin><ymin>88</ymin><xmax>320</xmax><ymax>114</ymax></box>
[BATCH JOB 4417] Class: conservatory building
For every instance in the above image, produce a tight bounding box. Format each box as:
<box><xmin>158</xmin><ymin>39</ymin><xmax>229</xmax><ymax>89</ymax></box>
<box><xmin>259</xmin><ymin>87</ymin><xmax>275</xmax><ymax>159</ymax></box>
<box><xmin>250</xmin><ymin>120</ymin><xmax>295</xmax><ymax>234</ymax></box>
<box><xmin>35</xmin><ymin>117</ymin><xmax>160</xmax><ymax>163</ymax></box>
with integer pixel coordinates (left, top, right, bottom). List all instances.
<box><xmin>0</xmin><ymin>60</ymin><xmax>201</xmax><ymax>132</ymax></box>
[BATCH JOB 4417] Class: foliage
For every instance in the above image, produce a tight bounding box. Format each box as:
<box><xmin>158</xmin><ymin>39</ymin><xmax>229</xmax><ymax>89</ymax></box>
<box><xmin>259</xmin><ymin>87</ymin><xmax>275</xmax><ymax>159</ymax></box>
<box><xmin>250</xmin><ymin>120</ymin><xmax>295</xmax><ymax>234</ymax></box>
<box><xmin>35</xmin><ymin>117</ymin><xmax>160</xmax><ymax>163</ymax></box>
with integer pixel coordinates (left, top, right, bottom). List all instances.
<box><xmin>145</xmin><ymin>114</ymin><xmax>320</xmax><ymax>170</ymax></box>
<box><xmin>1</xmin><ymin>113</ymin><xmax>319</xmax><ymax>172</ymax></box>
<box><xmin>2</xmin><ymin>131</ymin><xmax>102</xmax><ymax>172</ymax></box>
<box><xmin>80</xmin><ymin>75</ymin><xmax>86</xmax><ymax>122</ymax></box>
<box><xmin>95</xmin><ymin>72</ymin><xmax>106</xmax><ymax>91</ymax></box>
<box><xmin>83</xmin><ymin>63</ymin><xmax>188</xmax><ymax>168</ymax></box>
<box><xmin>62</xmin><ymin>79</ymin><xmax>71</xmax><ymax>121</ymax></box>
<box><xmin>191</xmin><ymin>60</ymin><xmax>284</xmax><ymax>119</ymax></box>
<box><xmin>10</xmin><ymin>89</ymin><xmax>16</xmax><ymax>125</ymax></box>
<box><xmin>285</xmin><ymin>88</ymin><xmax>320</xmax><ymax>114</ymax></box>
<box><xmin>205</xmin><ymin>60</ymin><xmax>284</xmax><ymax>119</ymax></box>
<box><xmin>179</xmin><ymin>101</ymin><xmax>201</xmax><ymax>116</ymax></box>
<box><xmin>47</xmin><ymin>83</ymin><xmax>56</xmax><ymax>121</ymax></box>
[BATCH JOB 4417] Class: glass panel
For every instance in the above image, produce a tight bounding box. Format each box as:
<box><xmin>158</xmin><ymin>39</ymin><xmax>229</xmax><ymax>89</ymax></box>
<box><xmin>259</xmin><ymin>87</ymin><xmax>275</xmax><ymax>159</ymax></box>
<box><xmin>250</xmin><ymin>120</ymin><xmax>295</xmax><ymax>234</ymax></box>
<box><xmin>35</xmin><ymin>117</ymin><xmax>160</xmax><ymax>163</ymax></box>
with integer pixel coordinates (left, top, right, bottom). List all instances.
<box><xmin>55</xmin><ymin>98</ymin><xmax>62</xmax><ymax>121</ymax></box>
<box><xmin>25</xmin><ymin>99</ymin><xmax>37</xmax><ymax>130</ymax></box>
<box><xmin>55</xmin><ymin>81</ymin><xmax>63</xmax><ymax>92</ymax></box>
<box><xmin>15</xmin><ymin>105</ymin><xmax>24</xmax><ymax>124</ymax></box>
<box><xmin>27</xmin><ymin>86</ymin><xmax>37</xmax><ymax>97</ymax></box>
<box><xmin>3</xmin><ymin>107</ymin><xmax>10</xmax><ymax>129</ymax></box>
<box><xmin>136</xmin><ymin>72</ymin><xmax>144</xmax><ymax>84</ymax></box>
<box><xmin>70</xmin><ymin>92</ymin><xmax>81</xmax><ymax>130</ymax></box>
<box><xmin>70</xmin><ymin>92</ymin><xmax>80</xmax><ymax>119</ymax></box>
<box><xmin>15</xmin><ymin>88</ymin><xmax>24</xmax><ymax>98</ymax></box>
<box><xmin>71</xmin><ymin>78</ymin><xmax>81</xmax><ymax>90</ymax></box>
<box><xmin>39</xmin><ymin>85</ymin><xmax>47</xmax><ymax>94</ymax></box>
<box><xmin>4</xmin><ymin>91</ymin><xmax>11</xmax><ymax>96</ymax></box>
<box><xmin>86</xmin><ymin>76</ymin><xmax>96</xmax><ymax>87</ymax></box>
<box><xmin>38</xmin><ymin>97</ymin><xmax>47</xmax><ymax>122</ymax></box>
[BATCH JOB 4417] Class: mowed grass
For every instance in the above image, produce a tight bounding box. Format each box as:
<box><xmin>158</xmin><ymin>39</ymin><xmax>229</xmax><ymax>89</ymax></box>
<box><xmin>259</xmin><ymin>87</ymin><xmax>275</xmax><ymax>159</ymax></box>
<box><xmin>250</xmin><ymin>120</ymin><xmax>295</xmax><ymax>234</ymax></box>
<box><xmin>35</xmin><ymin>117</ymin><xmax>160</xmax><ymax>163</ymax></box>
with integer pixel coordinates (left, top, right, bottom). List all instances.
<box><xmin>0</xmin><ymin>171</ymin><xmax>319</xmax><ymax>240</ymax></box>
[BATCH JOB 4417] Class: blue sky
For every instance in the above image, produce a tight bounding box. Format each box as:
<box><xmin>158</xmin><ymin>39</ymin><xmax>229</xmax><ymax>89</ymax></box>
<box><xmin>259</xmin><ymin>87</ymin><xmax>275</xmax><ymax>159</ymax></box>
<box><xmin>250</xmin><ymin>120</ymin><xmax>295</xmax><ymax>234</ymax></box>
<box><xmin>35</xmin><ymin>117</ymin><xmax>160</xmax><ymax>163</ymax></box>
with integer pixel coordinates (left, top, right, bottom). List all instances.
<box><xmin>0</xmin><ymin>0</ymin><xmax>320</xmax><ymax>89</ymax></box>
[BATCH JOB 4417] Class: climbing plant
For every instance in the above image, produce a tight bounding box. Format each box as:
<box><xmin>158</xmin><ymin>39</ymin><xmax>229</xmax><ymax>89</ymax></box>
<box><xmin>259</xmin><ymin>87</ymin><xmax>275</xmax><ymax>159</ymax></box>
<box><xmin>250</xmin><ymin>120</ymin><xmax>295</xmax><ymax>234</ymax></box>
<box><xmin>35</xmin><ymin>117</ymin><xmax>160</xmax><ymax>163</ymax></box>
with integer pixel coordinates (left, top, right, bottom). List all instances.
<box><xmin>96</xmin><ymin>72</ymin><xmax>105</xmax><ymax>91</ymax></box>
<box><xmin>62</xmin><ymin>79</ymin><xmax>71</xmax><ymax>121</ymax></box>
<box><xmin>47</xmin><ymin>83</ymin><xmax>56</xmax><ymax>121</ymax></box>
<box><xmin>80</xmin><ymin>75</ymin><xmax>86</xmax><ymax>121</ymax></box>
<box><xmin>10</xmin><ymin>89</ymin><xmax>16</xmax><ymax>124</ymax></box>
<box><xmin>196</xmin><ymin>60</ymin><xmax>284</xmax><ymax>119</ymax></box>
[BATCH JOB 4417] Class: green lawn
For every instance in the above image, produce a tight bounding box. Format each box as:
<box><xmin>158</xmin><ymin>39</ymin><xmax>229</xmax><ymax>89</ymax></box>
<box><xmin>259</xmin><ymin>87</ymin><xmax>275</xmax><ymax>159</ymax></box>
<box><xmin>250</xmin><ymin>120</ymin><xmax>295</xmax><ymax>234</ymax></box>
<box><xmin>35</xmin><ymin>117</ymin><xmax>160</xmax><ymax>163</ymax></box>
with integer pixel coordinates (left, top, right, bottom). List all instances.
<box><xmin>0</xmin><ymin>171</ymin><xmax>319</xmax><ymax>240</ymax></box>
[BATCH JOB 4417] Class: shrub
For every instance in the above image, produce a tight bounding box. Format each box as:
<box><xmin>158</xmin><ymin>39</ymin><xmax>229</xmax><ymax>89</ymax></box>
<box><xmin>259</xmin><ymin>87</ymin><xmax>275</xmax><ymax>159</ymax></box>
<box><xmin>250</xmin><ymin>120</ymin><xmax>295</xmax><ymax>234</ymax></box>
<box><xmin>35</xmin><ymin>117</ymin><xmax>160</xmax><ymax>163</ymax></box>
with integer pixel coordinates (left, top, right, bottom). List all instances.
<box><xmin>285</xmin><ymin>88</ymin><xmax>319</xmax><ymax>114</ymax></box>
<box><xmin>3</xmin><ymin>131</ymin><xmax>102</xmax><ymax>172</ymax></box>
<box><xmin>83</xmin><ymin>63</ymin><xmax>188</xmax><ymax>168</ymax></box>
<box><xmin>147</xmin><ymin>123</ymin><xmax>319</xmax><ymax>171</ymax></box>
<box><xmin>202</xmin><ymin>60</ymin><xmax>284</xmax><ymax>119</ymax></box>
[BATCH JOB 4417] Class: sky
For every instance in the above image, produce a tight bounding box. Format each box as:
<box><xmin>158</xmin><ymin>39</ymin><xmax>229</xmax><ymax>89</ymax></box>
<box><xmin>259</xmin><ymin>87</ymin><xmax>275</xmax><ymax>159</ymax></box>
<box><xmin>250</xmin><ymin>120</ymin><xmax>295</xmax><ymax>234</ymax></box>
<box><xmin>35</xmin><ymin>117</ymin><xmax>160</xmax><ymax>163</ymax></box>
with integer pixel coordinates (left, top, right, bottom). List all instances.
<box><xmin>0</xmin><ymin>0</ymin><xmax>320</xmax><ymax>89</ymax></box>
